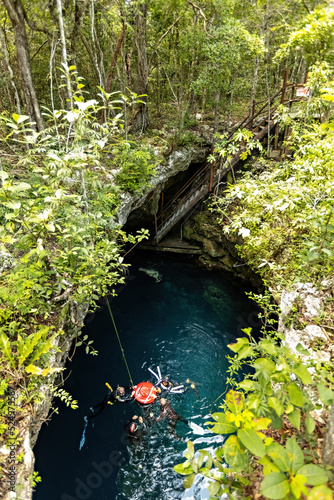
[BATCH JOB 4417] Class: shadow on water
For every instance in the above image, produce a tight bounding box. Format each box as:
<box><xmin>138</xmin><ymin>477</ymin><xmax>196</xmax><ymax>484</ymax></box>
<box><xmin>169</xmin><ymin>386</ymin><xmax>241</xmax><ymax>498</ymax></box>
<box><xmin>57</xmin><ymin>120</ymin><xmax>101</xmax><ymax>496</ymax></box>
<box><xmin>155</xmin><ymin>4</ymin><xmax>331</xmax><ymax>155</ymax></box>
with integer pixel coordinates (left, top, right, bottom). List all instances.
<box><xmin>33</xmin><ymin>254</ymin><xmax>261</xmax><ymax>500</ymax></box>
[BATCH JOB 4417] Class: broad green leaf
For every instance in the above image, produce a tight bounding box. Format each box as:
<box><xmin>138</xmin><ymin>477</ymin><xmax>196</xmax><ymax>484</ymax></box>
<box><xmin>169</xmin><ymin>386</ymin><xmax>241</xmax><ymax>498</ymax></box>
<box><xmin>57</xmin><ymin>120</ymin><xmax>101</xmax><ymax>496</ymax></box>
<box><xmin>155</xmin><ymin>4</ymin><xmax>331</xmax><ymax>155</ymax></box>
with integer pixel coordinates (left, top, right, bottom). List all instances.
<box><xmin>237</xmin><ymin>428</ymin><xmax>265</xmax><ymax>457</ymax></box>
<box><xmin>208</xmin><ymin>481</ymin><xmax>221</xmax><ymax>496</ymax></box>
<box><xmin>260</xmin><ymin>472</ymin><xmax>290</xmax><ymax>499</ymax></box>
<box><xmin>267</xmin><ymin>442</ymin><xmax>290</xmax><ymax>472</ymax></box>
<box><xmin>317</xmin><ymin>383</ymin><xmax>334</xmax><ymax>406</ymax></box>
<box><xmin>288</xmin><ymin>383</ymin><xmax>304</xmax><ymax>407</ymax></box>
<box><xmin>258</xmin><ymin>456</ymin><xmax>280</xmax><ymax>475</ymax></box>
<box><xmin>208</xmin><ymin>413</ymin><xmax>237</xmax><ymax>434</ymax></box>
<box><xmin>259</xmin><ymin>339</ymin><xmax>278</xmax><ymax>356</ymax></box>
<box><xmin>305</xmin><ymin>415</ymin><xmax>316</xmax><ymax>434</ymax></box>
<box><xmin>253</xmin><ymin>357</ymin><xmax>276</xmax><ymax>374</ymax></box>
<box><xmin>223</xmin><ymin>435</ymin><xmax>247</xmax><ymax>472</ymax></box>
<box><xmin>252</xmin><ymin>417</ymin><xmax>271</xmax><ymax>431</ymax></box>
<box><xmin>187</xmin><ymin>440</ymin><xmax>194</xmax><ymax>459</ymax></box>
<box><xmin>228</xmin><ymin>337</ymin><xmax>249</xmax><ymax>353</ymax></box>
<box><xmin>297</xmin><ymin>464</ymin><xmax>329</xmax><ymax>486</ymax></box>
<box><xmin>25</xmin><ymin>364</ymin><xmax>42</xmax><ymax>375</ymax></box>
<box><xmin>237</xmin><ymin>344</ymin><xmax>255</xmax><ymax>360</ymax></box>
<box><xmin>286</xmin><ymin>438</ymin><xmax>304</xmax><ymax>474</ymax></box>
<box><xmin>0</xmin><ymin>333</ymin><xmax>15</xmax><ymax>367</ymax></box>
<box><xmin>293</xmin><ymin>362</ymin><xmax>312</xmax><ymax>385</ymax></box>
<box><xmin>268</xmin><ymin>397</ymin><xmax>284</xmax><ymax>417</ymax></box>
<box><xmin>308</xmin><ymin>484</ymin><xmax>334</xmax><ymax>499</ymax></box>
<box><xmin>290</xmin><ymin>474</ymin><xmax>308</xmax><ymax>499</ymax></box>
<box><xmin>238</xmin><ymin>379</ymin><xmax>256</xmax><ymax>391</ymax></box>
<box><xmin>225</xmin><ymin>390</ymin><xmax>244</xmax><ymax>413</ymax></box>
<box><xmin>268</xmin><ymin>410</ymin><xmax>283</xmax><ymax>430</ymax></box>
<box><xmin>287</xmin><ymin>408</ymin><xmax>301</xmax><ymax>430</ymax></box>
<box><xmin>174</xmin><ymin>462</ymin><xmax>194</xmax><ymax>475</ymax></box>
<box><xmin>183</xmin><ymin>473</ymin><xmax>196</xmax><ymax>489</ymax></box>
<box><xmin>296</xmin><ymin>343</ymin><xmax>310</xmax><ymax>356</ymax></box>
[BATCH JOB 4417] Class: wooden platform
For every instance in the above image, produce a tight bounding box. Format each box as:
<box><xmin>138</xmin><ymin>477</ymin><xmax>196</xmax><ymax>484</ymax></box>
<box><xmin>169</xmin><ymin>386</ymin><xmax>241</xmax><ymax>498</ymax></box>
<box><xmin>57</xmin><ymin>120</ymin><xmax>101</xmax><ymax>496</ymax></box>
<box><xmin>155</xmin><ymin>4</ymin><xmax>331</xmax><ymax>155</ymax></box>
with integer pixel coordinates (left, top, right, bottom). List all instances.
<box><xmin>138</xmin><ymin>237</ymin><xmax>202</xmax><ymax>254</ymax></box>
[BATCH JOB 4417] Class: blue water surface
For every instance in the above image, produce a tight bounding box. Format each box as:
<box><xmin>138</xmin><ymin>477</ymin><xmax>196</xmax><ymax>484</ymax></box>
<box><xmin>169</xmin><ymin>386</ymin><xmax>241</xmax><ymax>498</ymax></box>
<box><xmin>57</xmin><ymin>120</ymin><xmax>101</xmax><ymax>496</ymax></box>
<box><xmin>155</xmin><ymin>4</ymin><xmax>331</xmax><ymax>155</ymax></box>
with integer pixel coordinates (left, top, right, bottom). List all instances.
<box><xmin>33</xmin><ymin>254</ymin><xmax>260</xmax><ymax>500</ymax></box>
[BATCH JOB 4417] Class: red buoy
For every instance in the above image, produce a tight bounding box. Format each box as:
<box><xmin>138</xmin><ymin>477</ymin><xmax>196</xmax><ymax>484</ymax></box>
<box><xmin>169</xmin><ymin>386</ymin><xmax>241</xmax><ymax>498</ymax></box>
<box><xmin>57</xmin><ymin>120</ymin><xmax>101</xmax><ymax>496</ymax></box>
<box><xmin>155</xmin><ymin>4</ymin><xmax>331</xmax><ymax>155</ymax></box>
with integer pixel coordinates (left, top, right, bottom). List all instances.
<box><xmin>133</xmin><ymin>381</ymin><xmax>157</xmax><ymax>405</ymax></box>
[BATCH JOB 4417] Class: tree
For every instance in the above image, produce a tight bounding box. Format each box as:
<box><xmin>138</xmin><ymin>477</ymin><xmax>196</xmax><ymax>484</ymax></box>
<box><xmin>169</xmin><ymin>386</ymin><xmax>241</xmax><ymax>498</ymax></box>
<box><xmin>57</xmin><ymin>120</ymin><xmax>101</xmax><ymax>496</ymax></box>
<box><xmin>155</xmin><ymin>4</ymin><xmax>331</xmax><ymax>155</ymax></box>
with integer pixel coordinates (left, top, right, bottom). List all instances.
<box><xmin>2</xmin><ymin>0</ymin><xmax>44</xmax><ymax>130</ymax></box>
<box><xmin>131</xmin><ymin>0</ymin><xmax>150</xmax><ymax>133</ymax></box>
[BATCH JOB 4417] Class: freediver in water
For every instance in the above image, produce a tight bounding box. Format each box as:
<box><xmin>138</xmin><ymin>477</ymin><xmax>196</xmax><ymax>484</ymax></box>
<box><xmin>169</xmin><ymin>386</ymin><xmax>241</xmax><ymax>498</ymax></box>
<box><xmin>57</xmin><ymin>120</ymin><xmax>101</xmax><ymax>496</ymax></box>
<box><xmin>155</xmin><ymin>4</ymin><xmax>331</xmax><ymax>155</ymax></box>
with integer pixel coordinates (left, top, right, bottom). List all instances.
<box><xmin>124</xmin><ymin>415</ymin><xmax>147</xmax><ymax>442</ymax></box>
<box><xmin>87</xmin><ymin>385</ymin><xmax>134</xmax><ymax>419</ymax></box>
<box><xmin>156</xmin><ymin>398</ymin><xmax>188</xmax><ymax>439</ymax></box>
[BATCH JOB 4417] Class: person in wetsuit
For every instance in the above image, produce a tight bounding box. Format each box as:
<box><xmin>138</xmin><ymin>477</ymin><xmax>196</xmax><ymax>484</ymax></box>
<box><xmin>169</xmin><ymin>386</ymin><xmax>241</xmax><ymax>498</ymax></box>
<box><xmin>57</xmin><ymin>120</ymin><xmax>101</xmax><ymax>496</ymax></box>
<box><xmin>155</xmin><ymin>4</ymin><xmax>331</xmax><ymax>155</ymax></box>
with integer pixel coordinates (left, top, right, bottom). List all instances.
<box><xmin>87</xmin><ymin>386</ymin><xmax>133</xmax><ymax>419</ymax></box>
<box><xmin>159</xmin><ymin>377</ymin><xmax>184</xmax><ymax>395</ymax></box>
<box><xmin>156</xmin><ymin>398</ymin><xmax>188</xmax><ymax>438</ymax></box>
<box><xmin>124</xmin><ymin>415</ymin><xmax>148</xmax><ymax>442</ymax></box>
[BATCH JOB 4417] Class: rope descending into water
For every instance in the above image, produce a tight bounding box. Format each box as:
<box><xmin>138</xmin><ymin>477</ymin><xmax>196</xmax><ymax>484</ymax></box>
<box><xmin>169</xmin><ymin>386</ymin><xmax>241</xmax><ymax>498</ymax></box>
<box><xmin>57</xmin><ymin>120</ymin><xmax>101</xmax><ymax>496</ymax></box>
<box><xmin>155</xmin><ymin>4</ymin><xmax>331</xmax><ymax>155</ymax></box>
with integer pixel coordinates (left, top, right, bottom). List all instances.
<box><xmin>106</xmin><ymin>296</ymin><xmax>134</xmax><ymax>387</ymax></box>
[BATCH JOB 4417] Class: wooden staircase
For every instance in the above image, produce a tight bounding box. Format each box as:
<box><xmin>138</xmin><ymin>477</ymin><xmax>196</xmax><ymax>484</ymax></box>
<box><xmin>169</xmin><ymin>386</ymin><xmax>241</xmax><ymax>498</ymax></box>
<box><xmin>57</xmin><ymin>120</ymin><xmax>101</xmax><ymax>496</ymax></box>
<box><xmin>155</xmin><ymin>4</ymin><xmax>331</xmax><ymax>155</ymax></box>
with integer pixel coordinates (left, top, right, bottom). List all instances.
<box><xmin>154</xmin><ymin>75</ymin><xmax>304</xmax><ymax>244</ymax></box>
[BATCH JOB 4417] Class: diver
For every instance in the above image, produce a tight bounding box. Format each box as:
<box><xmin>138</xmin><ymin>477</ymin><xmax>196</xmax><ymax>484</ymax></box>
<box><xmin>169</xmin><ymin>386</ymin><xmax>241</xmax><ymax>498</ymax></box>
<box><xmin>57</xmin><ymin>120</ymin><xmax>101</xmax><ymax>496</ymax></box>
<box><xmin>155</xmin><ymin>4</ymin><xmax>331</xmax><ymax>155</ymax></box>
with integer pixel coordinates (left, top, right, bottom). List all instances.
<box><xmin>156</xmin><ymin>398</ymin><xmax>188</xmax><ymax>438</ymax></box>
<box><xmin>159</xmin><ymin>376</ymin><xmax>184</xmax><ymax>395</ymax></box>
<box><xmin>124</xmin><ymin>415</ymin><xmax>148</xmax><ymax>442</ymax></box>
<box><xmin>87</xmin><ymin>385</ymin><xmax>133</xmax><ymax>420</ymax></box>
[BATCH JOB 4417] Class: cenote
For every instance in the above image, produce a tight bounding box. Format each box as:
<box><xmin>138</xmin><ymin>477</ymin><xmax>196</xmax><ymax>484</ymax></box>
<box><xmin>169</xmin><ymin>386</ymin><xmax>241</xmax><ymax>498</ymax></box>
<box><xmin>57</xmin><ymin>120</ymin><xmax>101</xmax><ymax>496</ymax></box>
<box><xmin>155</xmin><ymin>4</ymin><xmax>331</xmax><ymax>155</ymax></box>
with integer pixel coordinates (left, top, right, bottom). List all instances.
<box><xmin>33</xmin><ymin>253</ymin><xmax>260</xmax><ymax>500</ymax></box>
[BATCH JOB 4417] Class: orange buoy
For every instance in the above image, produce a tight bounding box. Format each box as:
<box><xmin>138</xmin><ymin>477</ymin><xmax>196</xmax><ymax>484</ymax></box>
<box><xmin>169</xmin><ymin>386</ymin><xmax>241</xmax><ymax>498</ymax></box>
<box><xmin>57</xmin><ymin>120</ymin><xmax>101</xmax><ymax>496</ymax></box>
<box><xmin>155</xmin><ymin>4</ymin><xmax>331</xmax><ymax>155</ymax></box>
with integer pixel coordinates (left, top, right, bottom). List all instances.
<box><xmin>133</xmin><ymin>381</ymin><xmax>157</xmax><ymax>405</ymax></box>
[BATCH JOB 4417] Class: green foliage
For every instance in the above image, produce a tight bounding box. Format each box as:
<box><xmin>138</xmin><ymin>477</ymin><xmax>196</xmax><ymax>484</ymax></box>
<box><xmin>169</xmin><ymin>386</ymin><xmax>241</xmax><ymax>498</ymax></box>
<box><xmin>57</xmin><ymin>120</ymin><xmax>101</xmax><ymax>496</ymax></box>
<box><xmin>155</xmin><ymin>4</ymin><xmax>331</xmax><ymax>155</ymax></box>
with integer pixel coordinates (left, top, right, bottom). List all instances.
<box><xmin>210</xmin><ymin>102</ymin><xmax>334</xmax><ymax>287</ymax></box>
<box><xmin>275</xmin><ymin>8</ymin><xmax>334</xmax><ymax>65</ymax></box>
<box><xmin>112</xmin><ymin>142</ymin><xmax>157</xmax><ymax>193</ymax></box>
<box><xmin>0</xmin><ymin>79</ymin><xmax>152</xmax><ymax>445</ymax></box>
<box><xmin>175</xmin><ymin>294</ymin><xmax>334</xmax><ymax>499</ymax></box>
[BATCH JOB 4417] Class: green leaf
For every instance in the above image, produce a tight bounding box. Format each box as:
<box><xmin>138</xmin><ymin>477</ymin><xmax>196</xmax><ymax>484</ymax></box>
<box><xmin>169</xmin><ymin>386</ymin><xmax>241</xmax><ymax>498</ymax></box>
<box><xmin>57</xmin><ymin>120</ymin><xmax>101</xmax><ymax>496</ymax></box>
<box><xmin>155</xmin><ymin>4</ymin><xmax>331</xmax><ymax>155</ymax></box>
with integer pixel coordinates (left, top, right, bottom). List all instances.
<box><xmin>296</xmin><ymin>343</ymin><xmax>310</xmax><ymax>356</ymax></box>
<box><xmin>187</xmin><ymin>440</ymin><xmax>195</xmax><ymax>459</ymax></box>
<box><xmin>305</xmin><ymin>415</ymin><xmax>316</xmax><ymax>434</ymax></box>
<box><xmin>228</xmin><ymin>337</ymin><xmax>249</xmax><ymax>353</ymax></box>
<box><xmin>266</xmin><ymin>442</ymin><xmax>290</xmax><ymax>472</ymax></box>
<box><xmin>290</xmin><ymin>474</ymin><xmax>308</xmax><ymax>499</ymax></box>
<box><xmin>287</xmin><ymin>408</ymin><xmax>301</xmax><ymax>430</ymax></box>
<box><xmin>268</xmin><ymin>410</ymin><xmax>283</xmax><ymax>430</ymax></box>
<box><xmin>259</xmin><ymin>339</ymin><xmax>278</xmax><ymax>356</ymax></box>
<box><xmin>260</xmin><ymin>472</ymin><xmax>290</xmax><ymax>499</ymax></box>
<box><xmin>293</xmin><ymin>362</ymin><xmax>312</xmax><ymax>385</ymax></box>
<box><xmin>208</xmin><ymin>413</ymin><xmax>237</xmax><ymax>434</ymax></box>
<box><xmin>183</xmin><ymin>473</ymin><xmax>196</xmax><ymax>489</ymax></box>
<box><xmin>297</xmin><ymin>464</ymin><xmax>329</xmax><ymax>486</ymax></box>
<box><xmin>223</xmin><ymin>435</ymin><xmax>247</xmax><ymax>472</ymax></box>
<box><xmin>258</xmin><ymin>456</ymin><xmax>280</xmax><ymax>475</ymax></box>
<box><xmin>208</xmin><ymin>481</ymin><xmax>221</xmax><ymax>496</ymax></box>
<box><xmin>268</xmin><ymin>397</ymin><xmax>284</xmax><ymax>417</ymax></box>
<box><xmin>286</xmin><ymin>438</ymin><xmax>304</xmax><ymax>474</ymax></box>
<box><xmin>225</xmin><ymin>390</ymin><xmax>244</xmax><ymax>413</ymax></box>
<box><xmin>25</xmin><ymin>364</ymin><xmax>42</xmax><ymax>375</ymax></box>
<box><xmin>307</xmin><ymin>484</ymin><xmax>334</xmax><ymax>499</ymax></box>
<box><xmin>174</xmin><ymin>462</ymin><xmax>194</xmax><ymax>475</ymax></box>
<box><xmin>288</xmin><ymin>383</ymin><xmax>304</xmax><ymax>407</ymax></box>
<box><xmin>238</xmin><ymin>379</ymin><xmax>256</xmax><ymax>391</ymax></box>
<box><xmin>0</xmin><ymin>333</ymin><xmax>15</xmax><ymax>368</ymax></box>
<box><xmin>237</xmin><ymin>428</ymin><xmax>265</xmax><ymax>457</ymax></box>
<box><xmin>317</xmin><ymin>383</ymin><xmax>334</xmax><ymax>406</ymax></box>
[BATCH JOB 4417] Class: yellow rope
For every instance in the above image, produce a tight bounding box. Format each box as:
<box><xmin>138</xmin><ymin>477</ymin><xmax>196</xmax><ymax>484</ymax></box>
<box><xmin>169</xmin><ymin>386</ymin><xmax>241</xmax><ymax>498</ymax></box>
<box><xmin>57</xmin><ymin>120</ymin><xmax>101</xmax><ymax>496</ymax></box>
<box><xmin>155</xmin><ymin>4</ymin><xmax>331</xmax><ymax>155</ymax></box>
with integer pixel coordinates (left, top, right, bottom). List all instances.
<box><xmin>106</xmin><ymin>296</ymin><xmax>134</xmax><ymax>387</ymax></box>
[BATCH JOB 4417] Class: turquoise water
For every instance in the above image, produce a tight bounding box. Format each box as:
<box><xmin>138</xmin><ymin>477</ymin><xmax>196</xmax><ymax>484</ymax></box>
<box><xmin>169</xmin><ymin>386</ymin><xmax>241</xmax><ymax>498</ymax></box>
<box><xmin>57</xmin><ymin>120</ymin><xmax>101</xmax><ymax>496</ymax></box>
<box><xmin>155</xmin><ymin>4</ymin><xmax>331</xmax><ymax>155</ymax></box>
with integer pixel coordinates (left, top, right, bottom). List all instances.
<box><xmin>33</xmin><ymin>254</ymin><xmax>260</xmax><ymax>500</ymax></box>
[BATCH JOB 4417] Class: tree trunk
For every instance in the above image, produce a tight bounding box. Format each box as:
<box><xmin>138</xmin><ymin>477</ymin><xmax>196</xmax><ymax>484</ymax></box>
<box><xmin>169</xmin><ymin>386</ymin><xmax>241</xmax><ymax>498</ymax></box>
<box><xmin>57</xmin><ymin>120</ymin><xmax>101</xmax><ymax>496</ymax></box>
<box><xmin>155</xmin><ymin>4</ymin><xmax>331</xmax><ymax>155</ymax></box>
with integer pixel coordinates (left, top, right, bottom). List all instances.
<box><xmin>55</xmin><ymin>0</ymin><xmax>73</xmax><ymax>108</ymax></box>
<box><xmin>131</xmin><ymin>0</ymin><xmax>150</xmax><ymax>133</ymax></box>
<box><xmin>0</xmin><ymin>26</ymin><xmax>21</xmax><ymax>115</ymax></box>
<box><xmin>214</xmin><ymin>87</ymin><xmax>220</xmax><ymax>133</ymax></box>
<box><xmin>2</xmin><ymin>0</ymin><xmax>44</xmax><ymax>130</ymax></box>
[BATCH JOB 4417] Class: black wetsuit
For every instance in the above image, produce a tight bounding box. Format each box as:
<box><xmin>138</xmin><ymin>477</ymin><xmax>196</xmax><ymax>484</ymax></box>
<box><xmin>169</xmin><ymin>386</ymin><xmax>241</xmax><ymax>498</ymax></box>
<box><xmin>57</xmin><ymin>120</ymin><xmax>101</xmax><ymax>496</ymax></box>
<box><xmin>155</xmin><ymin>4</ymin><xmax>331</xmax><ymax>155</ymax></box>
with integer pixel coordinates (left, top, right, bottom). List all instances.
<box><xmin>156</xmin><ymin>400</ymin><xmax>188</xmax><ymax>437</ymax></box>
<box><xmin>124</xmin><ymin>418</ymin><xmax>148</xmax><ymax>442</ymax></box>
<box><xmin>87</xmin><ymin>387</ymin><xmax>133</xmax><ymax>419</ymax></box>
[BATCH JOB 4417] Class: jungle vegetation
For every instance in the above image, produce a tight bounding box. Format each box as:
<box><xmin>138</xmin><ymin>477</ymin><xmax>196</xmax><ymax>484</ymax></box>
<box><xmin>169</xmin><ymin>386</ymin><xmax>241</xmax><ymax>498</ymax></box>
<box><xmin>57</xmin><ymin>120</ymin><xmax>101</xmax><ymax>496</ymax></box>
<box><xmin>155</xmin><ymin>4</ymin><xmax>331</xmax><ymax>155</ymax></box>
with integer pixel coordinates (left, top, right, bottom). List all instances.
<box><xmin>0</xmin><ymin>0</ymin><xmax>333</xmax><ymax>498</ymax></box>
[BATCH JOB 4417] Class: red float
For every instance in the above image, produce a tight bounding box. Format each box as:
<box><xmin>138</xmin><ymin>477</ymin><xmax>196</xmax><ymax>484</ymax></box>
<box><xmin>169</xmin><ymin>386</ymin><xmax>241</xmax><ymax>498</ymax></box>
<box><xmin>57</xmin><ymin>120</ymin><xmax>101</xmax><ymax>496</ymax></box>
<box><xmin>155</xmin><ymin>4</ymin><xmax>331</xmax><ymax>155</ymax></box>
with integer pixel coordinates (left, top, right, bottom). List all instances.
<box><xmin>133</xmin><ymin>381</ymin><xmax>158</xmax><ymax>405</ymax></box>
